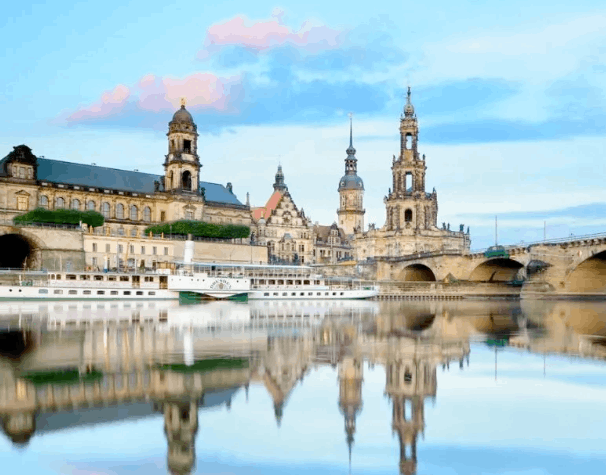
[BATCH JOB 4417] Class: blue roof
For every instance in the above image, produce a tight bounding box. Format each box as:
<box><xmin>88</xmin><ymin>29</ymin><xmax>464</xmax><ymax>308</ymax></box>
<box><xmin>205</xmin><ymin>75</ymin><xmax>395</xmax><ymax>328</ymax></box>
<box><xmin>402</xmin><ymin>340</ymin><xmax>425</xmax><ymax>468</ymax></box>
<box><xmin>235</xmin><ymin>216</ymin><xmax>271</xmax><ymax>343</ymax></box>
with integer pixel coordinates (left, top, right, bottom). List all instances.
<box><xmin>35</xmin><ymin>158</ymin><xmax>243</xmax><ymax>206</ymax></box>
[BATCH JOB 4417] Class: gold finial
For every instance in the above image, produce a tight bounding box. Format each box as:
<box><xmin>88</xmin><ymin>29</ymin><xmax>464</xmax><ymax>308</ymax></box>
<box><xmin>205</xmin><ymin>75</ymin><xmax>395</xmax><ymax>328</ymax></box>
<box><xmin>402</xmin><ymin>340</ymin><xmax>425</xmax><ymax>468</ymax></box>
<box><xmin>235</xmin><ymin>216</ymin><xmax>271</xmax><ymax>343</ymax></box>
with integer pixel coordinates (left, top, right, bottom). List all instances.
<box><xmin>180</xmin><ymin>97</ymin><xmax>186</xmax><ymax>107</ymax></box>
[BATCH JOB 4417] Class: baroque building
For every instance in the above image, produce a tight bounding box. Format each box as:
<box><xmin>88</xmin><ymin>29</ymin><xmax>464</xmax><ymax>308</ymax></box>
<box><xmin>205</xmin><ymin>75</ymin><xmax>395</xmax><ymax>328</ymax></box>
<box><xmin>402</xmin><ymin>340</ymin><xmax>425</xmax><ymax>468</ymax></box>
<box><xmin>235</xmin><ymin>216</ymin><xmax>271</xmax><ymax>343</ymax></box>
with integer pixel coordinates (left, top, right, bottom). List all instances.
<box><xmin>337</xmin><ymin>116</ymin><xmax>365</xmax><ymax>236</ymax></box>
<box><xmin>353</xmin><ymin>88</ymin><xmax>470</xmax><ymax>260</ymax></box>
<box><xmin>0</xmin><ymin>102</ymin><xmax>259</xmax><ymax>269</ymax></box>
<box><xmin>251</xmin><ymin>166</ymin><xmax>314</xmax><ymax>264</ymax></box>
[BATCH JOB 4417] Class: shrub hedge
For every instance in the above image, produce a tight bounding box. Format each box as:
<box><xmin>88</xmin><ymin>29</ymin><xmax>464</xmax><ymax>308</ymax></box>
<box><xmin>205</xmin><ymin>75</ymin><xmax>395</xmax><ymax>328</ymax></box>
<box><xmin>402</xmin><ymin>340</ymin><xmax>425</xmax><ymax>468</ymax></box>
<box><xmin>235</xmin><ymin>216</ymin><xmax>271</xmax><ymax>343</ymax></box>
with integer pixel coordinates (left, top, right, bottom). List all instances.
<box><xmin>13</xmin><ymin>208</ymin><xmax>105</xmax><ymax>228</ymax></box>
<box><xmin>144</xmin><ymin>220</ymin><xmax>250</xmax><ymax>239</ymax></box>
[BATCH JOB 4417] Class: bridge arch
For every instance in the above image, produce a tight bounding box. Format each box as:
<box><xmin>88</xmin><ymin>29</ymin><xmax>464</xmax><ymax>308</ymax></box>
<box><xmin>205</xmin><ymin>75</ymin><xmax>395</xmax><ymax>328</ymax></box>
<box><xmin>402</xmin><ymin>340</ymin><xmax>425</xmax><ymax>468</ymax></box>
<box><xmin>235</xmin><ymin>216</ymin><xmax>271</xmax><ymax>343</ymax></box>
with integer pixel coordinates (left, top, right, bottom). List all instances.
<box><xmin>0</xmin><ymin>232</ymin><xmax>41</xmax><ymax>269</ymax></box>
<box><xmin>398</xmin><ymin>263</ymin><xmax>436</xmax><ymax>282</ymax></box>
<box><xmin>469</xmin><ymin>258</ymin><xmax>524</xmax><ymax>282</ymax></box>
<box><xmin>565</xmin><ymin>250</ymin><xmax>606</xmax><ymax>293</ymax></box>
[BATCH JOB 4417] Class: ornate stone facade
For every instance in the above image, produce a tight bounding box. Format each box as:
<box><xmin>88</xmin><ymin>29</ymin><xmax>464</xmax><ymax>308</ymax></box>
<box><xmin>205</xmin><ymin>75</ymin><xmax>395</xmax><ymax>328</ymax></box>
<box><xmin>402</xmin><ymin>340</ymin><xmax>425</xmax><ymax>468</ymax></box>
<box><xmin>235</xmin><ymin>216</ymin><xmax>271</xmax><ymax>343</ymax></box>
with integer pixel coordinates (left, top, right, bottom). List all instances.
<box><xmin>337</xmin><ymin>116</ymin><xmax>365</xmax><ymax>236</ymax></box>
<box><xmin>353</xmin><ymin>88</ymin><xmax>470</xmax><ymax>260</ymax></box>
<box><xmin>251</xmin><ymin>166</ymin><xmax>314</xmax><ymax>264</ymax></box>
<box><xmin>0</xmin><ymin>105</ymin><xmax>252</xmax><ymax>265</ymax></box>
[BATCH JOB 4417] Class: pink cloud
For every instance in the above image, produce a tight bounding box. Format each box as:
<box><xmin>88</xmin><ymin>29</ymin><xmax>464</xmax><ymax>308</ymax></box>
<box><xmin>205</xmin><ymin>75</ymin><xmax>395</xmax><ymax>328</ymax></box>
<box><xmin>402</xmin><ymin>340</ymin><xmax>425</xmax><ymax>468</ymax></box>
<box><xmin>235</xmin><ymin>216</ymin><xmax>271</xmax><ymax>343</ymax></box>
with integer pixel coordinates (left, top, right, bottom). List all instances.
<box><xmin>66</xmin><ymin>84</ymin><xmax>130</xmax><ymax>122</ymax></box>
<box><xmin>199</xmin><ymin>10</ymin><xmax>343</xmax><ymax>59</ymax></box>
<box><xmin>65</xmin><ymin>73</ymin><xmax>241</xmax><ymax>124</ymax></box>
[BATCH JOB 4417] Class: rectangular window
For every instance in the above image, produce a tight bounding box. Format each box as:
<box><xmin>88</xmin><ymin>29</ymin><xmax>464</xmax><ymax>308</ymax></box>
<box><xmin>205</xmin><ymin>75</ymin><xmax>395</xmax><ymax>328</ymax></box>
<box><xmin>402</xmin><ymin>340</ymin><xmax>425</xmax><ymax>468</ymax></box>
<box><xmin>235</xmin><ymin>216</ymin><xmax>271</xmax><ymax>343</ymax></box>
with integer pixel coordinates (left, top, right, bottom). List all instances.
<box><xmin>106</xmin><ymin>244</ymin><xmax>110</xmax><ymax>252</ymax></box>
<box><xmin>54</xmin><ymin>290</ymin><xmax>63</xmax><ymax>294</ymax></box>
<box><xmin>83</xmin><ymin>290</ymin><xmax>91</xmax><ymax>295</ymax></box>
<box><xmin>141</xmin><ymin>246</ymin><xmax>145</xmax><ymax>255</ymax></box>
<box><xmin>92</xmin><ymin>257</ymin><xmax>97</xmax><ymax>266</ymax></box>
<box><xmin>118</xmin><ymin>245</ymin><xmax>124</xmax><ymax>253</ymax></box>
<box><xmin>68</xmin><ymin>290</ymin><xmax>77</xmax><ymax>295</ymax></box>
<box><xmin>160</xmin><ymin>211</ymin><xmax>166</xmax><ymax>222</ymax></box>
<box><xmin>153</xmin><ymin>247</ymin><xmax>157</xmax><ymax>255</ymax></box>
<box><xmin>110</xmin><ymin>291</ymin><xmax>118</xmax><ymax>295</ymax></box>
<box><xmin>38</xmin><ymin>289</ymin><xmax>48</xmax><ymax>294</ymax></box>
<box><xmin>148</xmin><ymin>291</ymin><xmax>155</xmax><ymax>296</ymax></box>
<box><xmin>130</xmin><ymin>245</ymin><xmax>134</xmax><ymax>254</ymax></box>
<box><xmin>123</xmin><ymin>291</ymin><xmax>131</xmax><ymax>295</ymax></box>
<box><xmin>136</xmin><ymin>291</ymin><xmax>143</xmax><ymax>295</ymax></box>
<box><xmin>97</xmin><ymin>291</ymin><xmax>105</xmax><ymax>295</ymax></box>
<box><xmin>264</xmin><ymin>293</ymin><xmax>269</xmax><ymax>296</ymax></box>
<box><xmin>92</xmin><ymin>243</ymin><xmax>97</xmax><ymax>252</ymax></box>
<box><xmin>164</xmin><ymin>247</ymin><xmax>168</xmax><ymax>256</ymax></box>
<box><xmin>94</xmin><ymin>275</ymin><xmax>103</xmax><ymax>281</ymax></box>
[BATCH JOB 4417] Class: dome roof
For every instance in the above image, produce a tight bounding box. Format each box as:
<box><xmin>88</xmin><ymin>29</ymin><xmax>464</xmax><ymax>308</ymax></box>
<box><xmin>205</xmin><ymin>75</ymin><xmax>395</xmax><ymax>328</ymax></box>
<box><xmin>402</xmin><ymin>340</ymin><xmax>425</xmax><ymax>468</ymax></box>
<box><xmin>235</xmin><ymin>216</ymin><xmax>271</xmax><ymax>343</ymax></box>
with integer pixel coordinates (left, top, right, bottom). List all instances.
<box><xmin>338</xmin><ymin>174</ymin><xmax>364</xmax><ymax>191</ymax></box>
<box><xmin>403</xmin><ymin>86</ymin><xmax>415</xmax><ymax>117</ymax></box>
<box><xmin>171</xmin><ymin>105</ymin><xmax>194</xmax><ymax>124</ymax></box>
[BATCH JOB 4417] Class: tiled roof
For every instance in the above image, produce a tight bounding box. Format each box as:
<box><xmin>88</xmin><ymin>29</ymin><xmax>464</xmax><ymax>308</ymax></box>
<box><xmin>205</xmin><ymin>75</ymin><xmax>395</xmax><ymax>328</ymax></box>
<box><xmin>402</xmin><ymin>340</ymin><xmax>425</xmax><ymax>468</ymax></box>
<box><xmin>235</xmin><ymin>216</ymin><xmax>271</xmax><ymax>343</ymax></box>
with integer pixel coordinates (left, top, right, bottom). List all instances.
<box><xmin>252</xmin><ymin>190</ymin><xmax>283</xmax><ymax>221</ymax></box>
<box><xmin>32</xmin><ymin>158</ymin><xmax>243</xmax><ymax>206</ymax></box>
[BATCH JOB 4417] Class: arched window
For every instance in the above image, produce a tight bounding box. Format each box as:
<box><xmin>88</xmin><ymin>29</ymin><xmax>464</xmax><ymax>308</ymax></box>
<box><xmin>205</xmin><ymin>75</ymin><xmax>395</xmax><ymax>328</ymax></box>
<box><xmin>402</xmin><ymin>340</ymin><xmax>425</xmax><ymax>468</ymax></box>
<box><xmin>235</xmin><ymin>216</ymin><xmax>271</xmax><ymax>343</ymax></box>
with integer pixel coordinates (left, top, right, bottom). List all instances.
<box><xmin>405</xmin><ymin>133</ymin><xmax>412</xmax><ymax>149</ymax></box>
<box><xmin>56</xmin><ymin>197</ymin><xmax>65</xmax><ymax>209</ymax></box>
<box><xmin>101</xmin><ymin>202</ymin><xmax>110</xmax><ymax>218</ymax></box>
<box><xmin>184</xmin><ymin>208</ymin><xmax>194</xmax><ymax>220</ymax></box>
<box><xmin>39</xmin><ymin>195</ymin><xmax>49</xmax><ymax>209</ymax></box>
<box><xmin>143</xmin><ymin>206</ymin><xmax>151</xmax><ymax>222</ymax></box>
<box><xmin>182</xmin><ymin>171</ymin><xmax>192</xmax><ymax>191</ymax></box>
<box><xmin>116</xmin><ymin>203</ymin><xmax>124</xmax><ymax>219</ymax></box>
<box><xmin>130</xmin><ymin>205</ymin><xmax>138</xmax><ymax>221</ymax></box>
<box><xmin>87</xmin><ymin>200</ymin><xmax>95</xmax><ymax>211</ymax></box>
<box><xmin>405</xmin><ymin>208</ymin><xmax>413</xmax><ymax>223</ymax></box>
<box><xmin>71</xmin><ymin>199</ymin><xmax>80</xmax><ymax>210</ymax></box>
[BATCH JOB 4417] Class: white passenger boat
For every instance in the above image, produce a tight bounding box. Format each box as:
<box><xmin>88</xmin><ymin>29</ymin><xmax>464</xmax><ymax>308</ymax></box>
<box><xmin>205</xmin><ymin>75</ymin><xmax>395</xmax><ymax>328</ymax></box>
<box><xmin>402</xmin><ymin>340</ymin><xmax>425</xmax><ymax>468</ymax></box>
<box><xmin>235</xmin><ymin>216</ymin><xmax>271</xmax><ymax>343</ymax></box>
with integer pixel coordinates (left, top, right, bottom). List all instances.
<box><xmin>0</xmin><ymin>270</ymin><xmax>176</xmax><ymax>300</ymax></box>
<box><xmin>170</xmin><ymin>262</ymin><xmax>378</xmax><ymax>300</ymax></box>
<box><xmin>0</xmin><ymin>262</ymin><xmax>377</xmax><ymax>301</ymax></box>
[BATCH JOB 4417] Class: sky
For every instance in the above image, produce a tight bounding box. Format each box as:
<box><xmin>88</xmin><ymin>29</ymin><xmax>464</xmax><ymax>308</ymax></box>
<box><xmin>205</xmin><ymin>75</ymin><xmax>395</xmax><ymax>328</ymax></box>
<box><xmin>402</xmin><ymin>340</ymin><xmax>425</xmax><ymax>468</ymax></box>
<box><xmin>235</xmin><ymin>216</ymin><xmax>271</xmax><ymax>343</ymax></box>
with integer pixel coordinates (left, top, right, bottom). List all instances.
<box><xmin>2</xmin><ymin>0</ymin><xmax>606</xmax><ymax>248</ymax></box>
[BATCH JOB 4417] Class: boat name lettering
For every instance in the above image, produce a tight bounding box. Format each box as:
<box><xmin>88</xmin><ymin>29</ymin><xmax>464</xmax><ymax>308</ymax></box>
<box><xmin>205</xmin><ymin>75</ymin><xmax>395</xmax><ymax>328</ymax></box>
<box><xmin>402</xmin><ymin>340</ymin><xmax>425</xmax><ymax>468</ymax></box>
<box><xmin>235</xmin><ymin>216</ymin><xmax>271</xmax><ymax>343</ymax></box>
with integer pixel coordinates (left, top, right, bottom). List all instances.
<box><xmin>210</xmin><ymin>279</ymin><xmax>232</xmax><ymax>290</ymax></box>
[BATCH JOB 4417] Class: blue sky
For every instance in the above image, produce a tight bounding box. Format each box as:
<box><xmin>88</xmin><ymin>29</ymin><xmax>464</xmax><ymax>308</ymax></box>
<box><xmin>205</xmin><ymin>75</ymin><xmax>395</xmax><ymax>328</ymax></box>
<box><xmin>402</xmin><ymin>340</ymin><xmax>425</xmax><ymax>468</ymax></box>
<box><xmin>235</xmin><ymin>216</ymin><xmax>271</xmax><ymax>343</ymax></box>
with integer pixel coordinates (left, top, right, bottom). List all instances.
<box><xmin>2</xmin><ymin>0</ymin><xmax>606</xmax><ymax>248</ymax></box>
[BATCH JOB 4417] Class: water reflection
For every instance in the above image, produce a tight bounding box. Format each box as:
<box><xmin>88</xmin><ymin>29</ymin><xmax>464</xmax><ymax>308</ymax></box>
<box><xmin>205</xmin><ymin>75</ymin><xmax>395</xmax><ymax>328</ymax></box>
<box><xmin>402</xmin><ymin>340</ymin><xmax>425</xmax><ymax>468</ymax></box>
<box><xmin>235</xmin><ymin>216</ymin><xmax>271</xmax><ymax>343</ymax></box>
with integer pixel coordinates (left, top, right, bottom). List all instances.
<box><xmin>0</xmin><ymin>299</ymin><xmax>605</xmax><ymax>474</ymax></box>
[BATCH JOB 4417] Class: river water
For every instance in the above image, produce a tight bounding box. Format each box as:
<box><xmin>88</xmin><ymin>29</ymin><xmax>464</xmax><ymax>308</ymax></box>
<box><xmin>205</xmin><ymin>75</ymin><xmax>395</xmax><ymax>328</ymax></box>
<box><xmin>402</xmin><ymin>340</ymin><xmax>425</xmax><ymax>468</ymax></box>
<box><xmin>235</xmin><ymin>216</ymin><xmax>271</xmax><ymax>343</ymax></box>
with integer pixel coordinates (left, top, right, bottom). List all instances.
<box><xmin>0</xmin><ymin>299</ymin><xmax>605</xmax><ymax>474</ymax></box>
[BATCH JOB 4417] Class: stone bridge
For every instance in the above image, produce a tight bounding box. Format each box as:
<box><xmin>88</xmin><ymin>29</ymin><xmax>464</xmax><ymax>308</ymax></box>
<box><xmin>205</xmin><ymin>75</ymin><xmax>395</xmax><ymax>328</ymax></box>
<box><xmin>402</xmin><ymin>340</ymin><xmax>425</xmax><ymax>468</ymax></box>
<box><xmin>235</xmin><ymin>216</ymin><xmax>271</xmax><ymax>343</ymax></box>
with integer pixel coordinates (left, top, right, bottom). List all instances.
<box><xmin>0</xmin><ymin>224</ymin><xmax>84</xmax><ymax>270</ymax></box>
<box><xmin>375</xmin><ymin>233</ymin><xmax>606</xmax><ymax>297</ymax></box>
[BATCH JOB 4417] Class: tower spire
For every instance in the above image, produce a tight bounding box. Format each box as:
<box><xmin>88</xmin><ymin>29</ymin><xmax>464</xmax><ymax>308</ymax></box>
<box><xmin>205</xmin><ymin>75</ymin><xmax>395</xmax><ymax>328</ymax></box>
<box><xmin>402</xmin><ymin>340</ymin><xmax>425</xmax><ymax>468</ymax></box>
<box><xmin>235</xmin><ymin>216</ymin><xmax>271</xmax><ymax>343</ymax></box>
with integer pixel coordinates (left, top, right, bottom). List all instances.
<box><xmin>349</xmin><ymin>112</ymin><xmax>353</xmax><ymax>149</ymax></box>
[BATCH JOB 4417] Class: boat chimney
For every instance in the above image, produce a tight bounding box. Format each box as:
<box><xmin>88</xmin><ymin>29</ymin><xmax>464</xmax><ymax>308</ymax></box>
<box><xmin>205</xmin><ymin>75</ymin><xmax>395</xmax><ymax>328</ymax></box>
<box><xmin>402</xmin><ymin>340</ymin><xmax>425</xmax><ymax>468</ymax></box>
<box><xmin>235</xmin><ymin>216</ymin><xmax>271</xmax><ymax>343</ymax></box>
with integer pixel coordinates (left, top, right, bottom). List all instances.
<box><xmin>183</xmin><ymin>234</ymin><xmax>194</xmax><ymax>264</ymax></box>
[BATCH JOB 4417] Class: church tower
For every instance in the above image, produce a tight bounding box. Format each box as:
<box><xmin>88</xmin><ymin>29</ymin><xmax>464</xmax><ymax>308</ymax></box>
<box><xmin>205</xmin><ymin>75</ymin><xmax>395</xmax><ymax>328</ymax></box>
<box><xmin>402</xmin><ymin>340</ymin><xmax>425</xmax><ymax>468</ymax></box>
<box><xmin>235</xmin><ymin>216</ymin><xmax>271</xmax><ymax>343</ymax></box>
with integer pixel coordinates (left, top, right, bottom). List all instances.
<box><xmin>338</xmin><ymin>355</ymin><xmax>363</xmax><ymax>468</ymax></box>
<box><xmin>164</xmin><ymin>99</ymin><xmax>201</xmax><ymax>193</ymax></box>
<box><xmin>163</xmin><ymin>400</ymin><xmax>198</xmax><ymax>475</ymax></box>
<box><xmin>273</xmin><ymin>165</ymin><xmax>287</xmax><ymax>193</ymax></box>
<box><xmin>384</xmin><ymin>88</ymin><xmax>437</xmax><ymax>232</ymax></box>
<box><xmin>337</xmin><ymin>116</ymin><xmax>365</xmax><ymax>235</ymax></box>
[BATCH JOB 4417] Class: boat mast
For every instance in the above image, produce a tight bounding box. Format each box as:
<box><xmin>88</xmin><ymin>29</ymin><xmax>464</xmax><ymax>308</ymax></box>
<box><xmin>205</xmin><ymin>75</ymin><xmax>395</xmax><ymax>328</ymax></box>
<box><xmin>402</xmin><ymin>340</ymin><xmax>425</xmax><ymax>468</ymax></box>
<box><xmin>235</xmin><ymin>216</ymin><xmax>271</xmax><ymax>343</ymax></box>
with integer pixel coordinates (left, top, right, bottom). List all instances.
<box><xmin>495</xmin><ymin>215</ymin><xmax>498</xmax><ymax>246</ymax></box>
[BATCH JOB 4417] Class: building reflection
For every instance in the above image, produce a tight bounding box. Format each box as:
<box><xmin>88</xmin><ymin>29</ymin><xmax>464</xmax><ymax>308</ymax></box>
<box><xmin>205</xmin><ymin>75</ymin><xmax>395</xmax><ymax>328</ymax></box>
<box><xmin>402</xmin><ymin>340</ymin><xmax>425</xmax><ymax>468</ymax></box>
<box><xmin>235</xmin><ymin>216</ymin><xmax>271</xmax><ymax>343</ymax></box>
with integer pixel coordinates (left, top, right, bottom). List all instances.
<box><xmin>1</xmin><ymin>299</ymin><xmax>605</xmax><ymax>474</ymax></box>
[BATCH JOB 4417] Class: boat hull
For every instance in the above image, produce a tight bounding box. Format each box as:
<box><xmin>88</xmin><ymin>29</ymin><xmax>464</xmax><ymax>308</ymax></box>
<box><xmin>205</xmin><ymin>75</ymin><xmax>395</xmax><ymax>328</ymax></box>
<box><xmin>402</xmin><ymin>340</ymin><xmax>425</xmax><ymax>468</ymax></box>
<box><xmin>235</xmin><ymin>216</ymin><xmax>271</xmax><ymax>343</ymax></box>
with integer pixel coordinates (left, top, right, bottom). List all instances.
<box><xmin>0</xmin><ymin>285</ymin><xmax>177</xmax><ymax>301</ymax></box>
<box><xmin>248</xmin><ymin>288</ymin><xmax>378</xmax><ymax>300</ymax></box>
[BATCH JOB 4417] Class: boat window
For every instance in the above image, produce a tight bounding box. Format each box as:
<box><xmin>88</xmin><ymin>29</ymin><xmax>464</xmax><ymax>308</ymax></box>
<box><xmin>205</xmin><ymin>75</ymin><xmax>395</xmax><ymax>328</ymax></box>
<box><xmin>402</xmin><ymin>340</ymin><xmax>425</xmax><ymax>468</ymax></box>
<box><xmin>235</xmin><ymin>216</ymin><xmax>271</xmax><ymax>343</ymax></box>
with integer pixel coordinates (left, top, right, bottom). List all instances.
<box><xmin>340</xmin><ymin>292</ymin><xmax>344</xmax><ymax>296</ymax></box>
<box><xmin>282</xmin><ymin>292</ymin><xmax>287</xmax><ymax>296</ymax></box>
<box><xmin>97</xmin><ymin>291</ymin><xmax>105</xmax><ymax>295</ymax></box>
<box><xmin>295</xmin><ymin>280</ymin><xmax>301</xmax><ymax>286</ymax></box>
<box><xmin>120</xmin><ymin>276</ymin><xmax>129</xmax><ymax>282</ymax></box>
<box><xmin>68</xmin><ymin>290</ymin><xmax>77</xmax><ymax>295</ymax></box>
<box><xmin>278</xmin><ymin>280</ymin><xmax>284</xmax><ymax>285</ymax></box>
<box><xmin>80</xmin><ymin>275</ymin><xmax>89</xmax><ymax>280</ymax></box>
<box><xmin>136</xmin><ymin>291</ymin><xmax>143</xmax><ymax>295</ymax></box>
<box><xmin>83</xmin><ymin>290</ymin><xmax>91</xmax><ymax>295</ymax></box>
<box><xmin>148</xmin><ymin>291</ymin><xmax>155</xmax><ymax>296</ymax></box>
<box><xmin>291</xmin><ymin>292</ymin><xmax>296</xmax><ymax>296</ymax></box>
<box><xmin>124</xmin><ymin>291</ymin><xmax>131</xmax><ymax>295</ymax></box>
<box><xmin>108</xmin><ymin>276</ymin><xmax>116</xmax><ymax>281</ymax></box>
<box><xmin>66</xmin><ymin>274</ymin><xmax>76</xmax><ymax>280</ymax></box>
<box><xmin>300</xmin><ymin>292</ymin><xmax>304</xmax><ymax>296</ymax></box>
<box><xmin>39</xmin><ymin>289</ymin><xmax>48</xmax><ymax>294</ymax></box>
<box><xmin>273</xmin><ymin>292</ymin><xmax>278</xmax><ymax>296</ymax></box>
<box><xmin>111</xmin><ymin>291</ymin><xmax>118</xmax><ymax>295</ymax></box>
<box><xmin>317</xmin><ymin>292</ymin><xmax>321</xmax><ymax>296</ymax></box>
<box><xmin>264</xmin><ymin>293</ymin><xmax>269</xmax><ymax>296</ymax></box>
<box><xmin>55</xmin><ymin>275</ymin><xmax>61</xmax><ymax>280</ymax></box>
<box><xmin>315</xmin><ymin>280</ymin><xmax>321</xmax><ymax>285</ymax></box>
<box><xmin>304</xmin><ymin>280</ymin><xmax>310</xmax><ymax>285</ymax></box>
<box><xmin>145</xmin><ymin>276</ymin><xmax>154</xmax><ymax>282</ymax></box>
<box><xmin>54</xmin><ymin>289</ymin><xmax>63</xmax><ymax>294</ymax></box>
<box><xmin>50</xmin><ymin>275</ymin><xmax>55</xmax><ymax>280</ymax></box>
<box><xmin>325</xmin><ymin>292</ymin><xmax>329</xmax><ymax>296</ymax></box>
<box><xmin>308</xmin><ymin>292</ymin><xmax>313</xmax><ymax>296</ymax></box>
<box><xmin>287</xmin><ymin>280</ymin><xmax>293</xmax><ymax>285</ymax></box>
<box><xmin>94</xmin><ymin>275</ymin><xmax>103</xmax><ymax>281</ymax></box>
<box><xmin>269</xmin><ymin>280</ymin><xmax>275</xmax><ymax>285</ymax></box>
